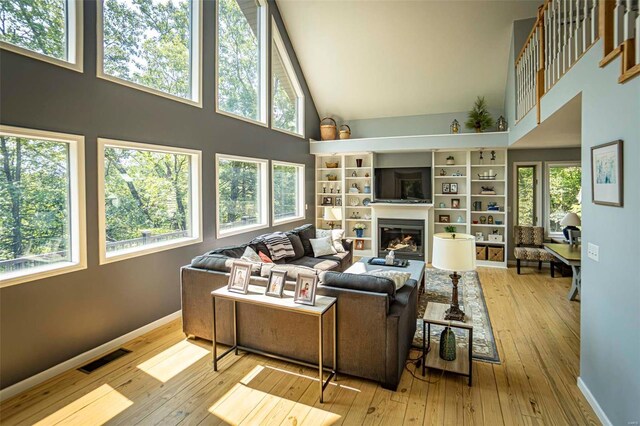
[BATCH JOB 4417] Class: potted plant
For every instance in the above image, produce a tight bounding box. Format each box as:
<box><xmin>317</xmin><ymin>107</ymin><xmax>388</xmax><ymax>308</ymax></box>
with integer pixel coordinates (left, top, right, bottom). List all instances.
<box><xmin>446</xmin><ymin>155</ymin><xmax>455</xmax><ymax>165</ymax></box>
<box><xmin>465</xmin><ymin>96</ymin><xmax>494</xmax><ymax>133</ymax></box>
<box><xmin>444</xmin><ymin>225</ymin><xmax>457</xmax><ymax>234</ymax></box>
<box><xmin>353</xmin><ymin>223</ymin><xmax>366</xmax><ymax>238</ymax></box>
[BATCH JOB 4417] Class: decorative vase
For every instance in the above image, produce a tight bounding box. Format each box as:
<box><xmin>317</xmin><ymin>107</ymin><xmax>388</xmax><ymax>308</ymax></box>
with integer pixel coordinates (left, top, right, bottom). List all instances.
<box><xmin>356</xmin><ymin>159</ymin><xmax>363</xmax><ymax>167</ymax></box>
<box><xmin>355</xmin><ymin>229</ymin><xmax>364</xmax><ymax>238</ymax></box>
<box><xmin>439</xmin><ymin>327</ymin><xmax>457</xmax><ymax>361</ymax></box>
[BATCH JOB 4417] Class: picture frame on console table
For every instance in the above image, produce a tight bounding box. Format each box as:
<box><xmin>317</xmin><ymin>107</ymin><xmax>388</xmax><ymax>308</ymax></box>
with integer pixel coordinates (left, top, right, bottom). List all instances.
<box><xmin>294</xmin><ymin>273</ymin><xmax>318</xmax><ymax>306</ymax></box>
<box><xmin>228</xmin><ymin>261</ymin><xmax>252</xmax><ymax>294</ymax></box>
<box><xmin>265</xmin><ymin>269</ymin><xmax>287</xmax><ymax>298</ymax></box>
<box><xmin>591</xmin><ymin>140</ymin><xmax>623</xmax><ymax>207</ymax></box>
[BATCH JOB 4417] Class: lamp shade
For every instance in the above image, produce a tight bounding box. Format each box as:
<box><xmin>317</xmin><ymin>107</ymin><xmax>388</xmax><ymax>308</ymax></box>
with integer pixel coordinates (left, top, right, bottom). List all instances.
<box><xmin>560</xmin><ymin>212</ymin><xmax>581</xmax><ymax>227</ymax></box>
<box><xmin>323</xmin><ymin>207</ymin><xmax>342</xmax><ymax>221</ymax></box>
<box><xmin>432</xmin><ymin>233</ymin><xmax>476</xmax><ymax>272</ymax></box>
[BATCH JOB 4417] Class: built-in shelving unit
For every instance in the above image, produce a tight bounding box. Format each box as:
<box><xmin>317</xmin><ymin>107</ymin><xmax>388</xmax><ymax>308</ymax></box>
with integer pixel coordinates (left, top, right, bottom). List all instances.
<box><xmin>315</xmin><ymin>152</ymin><xmax>374</xmax><ymax>257</ymax></box>
<box><xmin>432</xmin><ymin>149</ymin><xmax>508</xmax><ymax>268</ymax></box>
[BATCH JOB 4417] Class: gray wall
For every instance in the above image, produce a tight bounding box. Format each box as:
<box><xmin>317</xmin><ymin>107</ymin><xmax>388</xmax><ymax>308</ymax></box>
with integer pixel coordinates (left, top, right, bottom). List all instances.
<box><xmin>506</xmin><ymin>148</ymin><xmax>581</xmax><ymax>260</ymax></box>
<box><xmin>0</xmin><ymin>0</ymin><xmax>319</xmax><ymax>388</ymax></box>
<box><xmin>347</xmin><ymin>109</ymin><xmax>504</xmax><ymax>139</ymax></box>
<box><xmin>374</xmin><ymin>152</ymin><xmax>432</xmax><ymax>168</ymax></box>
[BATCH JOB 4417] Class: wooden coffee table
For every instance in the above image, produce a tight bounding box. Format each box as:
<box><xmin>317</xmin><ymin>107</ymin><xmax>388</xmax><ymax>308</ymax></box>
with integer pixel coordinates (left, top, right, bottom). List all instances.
<box><xmin>422</xmin><ymin>302</ymin><xmax>473</xmax><ymax>386</ymax></box>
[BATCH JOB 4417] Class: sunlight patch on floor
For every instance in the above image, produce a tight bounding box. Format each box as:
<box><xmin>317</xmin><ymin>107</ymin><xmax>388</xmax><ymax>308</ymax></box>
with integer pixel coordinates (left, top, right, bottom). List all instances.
<box><xmin>263</xmin><ymin>365</ymin><xmax>361</xmax><ymax>393</ymax></box>
<box><xmin>136</xmin><ymin>340</ymin><xmax>209</xmax><ymax>382</ymax></box>
<box><xmin>33</xmin><ymin>384</ymin><xmax>132</xmax><ymax>426</ymax></box>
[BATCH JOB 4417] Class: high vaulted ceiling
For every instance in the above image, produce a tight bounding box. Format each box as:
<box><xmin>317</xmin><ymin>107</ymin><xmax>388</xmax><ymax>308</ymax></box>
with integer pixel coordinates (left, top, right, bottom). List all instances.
<box><xmin>277</xmin><ymin>0</ymin><xmax>541</xmax><ymax>121</ymax></box>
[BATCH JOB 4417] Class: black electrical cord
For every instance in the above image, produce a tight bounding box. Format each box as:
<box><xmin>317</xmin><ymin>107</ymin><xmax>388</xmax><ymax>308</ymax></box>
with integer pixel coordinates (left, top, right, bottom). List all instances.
<box><xmin>404</xmin><ymin>348</ymin><xmax>446</xmax><ymax>384</ymax></box>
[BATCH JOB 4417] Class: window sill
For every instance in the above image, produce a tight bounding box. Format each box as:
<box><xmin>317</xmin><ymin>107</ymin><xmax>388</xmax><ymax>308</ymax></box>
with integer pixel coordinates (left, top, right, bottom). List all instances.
<box><xmin>216</xmin><ymin>223</ymin><xmax>270</xmax><ymax>239</ymax></box>
<box><xmin>0</xmin><ymin>261</ymin><xmax>87</xmax><ymax>288</ymax></box>
<box><xmin>1</xmin><ymin>42</ymin><xmax>82</xmax><ymax>73</ymax></box>
<box><xmin>215</xmin><ymin>108</ymin><xmax>268</xmax><ymax>128</ymax></box>
<box><xmin>100</xmin><ymin>236</ymin><xmax>203</xmax><ymax>265</ymax></box>
<box><xmin>273</xmin><ymin>216</ymin><xmax>306</xmax><ymax>227</ymax></box>
<box><xmin>271</xmin><ymin>126</ymin><xmax>305</xmax><ymax>139</ymax></box>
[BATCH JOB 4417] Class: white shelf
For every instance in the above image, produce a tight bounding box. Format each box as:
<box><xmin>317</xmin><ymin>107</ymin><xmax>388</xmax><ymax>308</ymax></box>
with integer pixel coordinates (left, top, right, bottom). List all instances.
<box><xmin>471</xmin><ymin>210</ymin><xmax>505</xmax><ymax>214</ymax></box>
<box><xmin>346</xmin><ymin>218</ymin><xmax>371</xmax><ymax>221</ymax></box>
<box><xmin>345</xmin><ymin>167</ymin><xmax>372</xmax><ymax>170</ymax></box>
<box><xmin>317</xmin><ymin>167</ymin><xmax>342</xmax><ymax>171</ymax></box>
<box><xmin>347</xmin><ymin>236</ymin><xmax>371</xmax><ymax>241</ymax></box>
<box><xmin>475</xmin><ymin>241</ymin><xmax>505</xmax><ymax>246</ymax></box>
<box><xmin>471</xmin><ymin>194</ymin><xmax>505</xmax><ymax>197</ymax></box>
<box><xmin>434</xmin><ymin>164</ymin><xmax>467</xmax><ymax>168</ymax></box>
<box><xmin>434</xmin><ymin>194</ymin><xmax>467</xmax><ymax>197</ymax></box>
<box><xmin>435</xmin><ymin>175</ymin><xmax>466</xmax><ymax>179</ymax></box>
<box><xmin>436</xmin><ymin>208</ymin><xmax>465</xmax><ymax>211</ymax></box>
<box><xmin>471</xmin><ymin>224</ymin><xmax>505</xmax><ymax>227</ymax></box>
<box><xmin>471</xmin><ymin>164</ymin><xmax>506</xmax><ymax>167</ymax></box>
<box><xmin>471</xmin><ymin>179</ymin><xmax>505</xmax><ymax>182</ymax></box>
<box><xmin>435</xmin><ymin>222</ymin><xmax>468</xmax><ymax>226</ymax></box>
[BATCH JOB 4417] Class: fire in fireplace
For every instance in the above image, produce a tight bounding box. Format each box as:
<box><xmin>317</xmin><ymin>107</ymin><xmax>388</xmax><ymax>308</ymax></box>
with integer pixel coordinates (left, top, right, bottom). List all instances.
<box><xmin>378</xmin><ymin>219</ymin><xmax>424</xmax><ymax>260</ymax></box>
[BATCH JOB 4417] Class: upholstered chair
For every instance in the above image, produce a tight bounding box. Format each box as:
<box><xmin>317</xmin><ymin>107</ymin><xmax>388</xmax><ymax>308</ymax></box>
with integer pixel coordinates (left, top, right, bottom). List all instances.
<box><xmin>513</xmin><ymin>226</ymin><xmax>556</xmax><ymax>276</ymax></box>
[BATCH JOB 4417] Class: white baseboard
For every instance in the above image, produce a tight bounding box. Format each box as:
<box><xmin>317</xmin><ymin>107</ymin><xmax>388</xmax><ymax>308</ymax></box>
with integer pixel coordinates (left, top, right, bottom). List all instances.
<box><xmin>0</xmin><ymin>310</ymin><xmax>182</xmax><ymax>402</ymax></box>
<box><xmin>577</xmin><ymin>376</ymin><xmax>612</xmax><ymax>426</ymax></box>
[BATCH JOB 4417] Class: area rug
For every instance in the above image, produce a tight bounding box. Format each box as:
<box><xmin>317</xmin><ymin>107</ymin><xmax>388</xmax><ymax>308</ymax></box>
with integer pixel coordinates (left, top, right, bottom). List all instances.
<box><xmin>413</xmin><ymin>269</ymin><xmax>500</xmax><ymax>363</ymax></box>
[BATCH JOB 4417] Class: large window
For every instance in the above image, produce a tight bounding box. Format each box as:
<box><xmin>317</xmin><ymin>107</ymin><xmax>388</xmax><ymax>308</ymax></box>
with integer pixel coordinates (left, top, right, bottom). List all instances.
<box><xmin>216</xmin><ymin>154</ymin><xmax>268</xmax><ymax>237</ymax></box>
<box><xmin>0</xmin><ymin>0</ymin><xmax>83</xmax><ymax>71</ymax></box>
<box><xmin>0</xmin><ymin>126</ymin><xmax>86</xmax><ymax>287</ymax></box>
<box><xmin>98</xmin><ymin>139</ymin><xmax>202</xmax><ymax>263</ymax></box>
<box><xmin>271</xmin><ymin>22</ymin><xmax>304</xmax><ymax>136</ymax></box>
<box><xmin>97</xmin><ymin>0</ymin><xmax>201</xmax><ymax>105</ymax></box>
<box><xmin>545</xmin><ymin>162</ymin><xmax>582</xmax><ymax>235</ymax></box>
<box><xmin>514</xmin><ymin>163</ymin><xmax>541</xmax><ymax>226</ymax></box>
<box><xmin>272</xmin><ymin>161</ymin><xmax>304</xmax><ymax>225</ymax></box>
<box><xmin>216</xmin><ymin>0</ymin><xmax>268</xmax><ymax>124</ymax></box>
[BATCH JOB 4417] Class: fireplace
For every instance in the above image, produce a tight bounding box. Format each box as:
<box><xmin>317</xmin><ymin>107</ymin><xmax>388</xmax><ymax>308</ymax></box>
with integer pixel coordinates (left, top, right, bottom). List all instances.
<box><xmin>378</xmin><ymin>219</ymin><xmax>425</xmax><ymax>260</ymax></box>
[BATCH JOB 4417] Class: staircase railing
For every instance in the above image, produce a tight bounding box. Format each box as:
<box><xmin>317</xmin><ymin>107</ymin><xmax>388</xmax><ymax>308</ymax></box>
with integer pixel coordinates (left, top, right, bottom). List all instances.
<box><xmin>515</xmin><ymin>0</ymin><xmax>601</xmax><ymax>123</ymax></box>
<box><xmin>601</xmin><ymin>0</ymin><xmax>639</xmax><ymax>82</ymax></box>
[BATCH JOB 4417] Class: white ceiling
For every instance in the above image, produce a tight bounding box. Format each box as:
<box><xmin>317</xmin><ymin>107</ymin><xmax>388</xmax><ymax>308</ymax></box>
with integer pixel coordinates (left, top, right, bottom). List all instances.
<box><xmin>277</xmin><ymin>0</ymin><xmax>541</xmax><ymax>121</ymax></box>
<box><xmin>511</xmin><ymin>94</ymin><xmax>582</xmax><ymax>149</ymax></box>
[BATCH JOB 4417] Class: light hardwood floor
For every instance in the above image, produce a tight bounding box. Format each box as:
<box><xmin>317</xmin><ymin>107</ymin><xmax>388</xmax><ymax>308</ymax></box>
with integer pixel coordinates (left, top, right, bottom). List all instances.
<box><xmin>0</xmin><ymin>267</ymin><xmax>600</xmax><ymax>425</ymax></box>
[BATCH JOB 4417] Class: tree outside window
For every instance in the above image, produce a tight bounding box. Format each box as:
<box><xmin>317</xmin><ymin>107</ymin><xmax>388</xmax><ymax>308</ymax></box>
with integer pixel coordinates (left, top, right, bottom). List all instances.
<box><xmin>273</xmin><ymin>162</ymin><xmax>303</xmax><ymax>223</ymax></box>
<box><xmin>516</xmin><ymin>165</ymin><xmax>536</xmax><ymax>226</ymax></box>
<box><xmin>547</xmin><ymin>164</ymin><xmax>581</xmax><ymax>234</ymax></box>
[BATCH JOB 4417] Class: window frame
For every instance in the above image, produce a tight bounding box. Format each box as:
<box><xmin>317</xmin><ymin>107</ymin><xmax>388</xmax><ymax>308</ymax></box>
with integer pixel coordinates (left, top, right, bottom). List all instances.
<box><xmin>0</xmin><ymin>0</ymin><xmax>84</xmax><ymax>73</ymax></box>
<box><xmin>0</xmin><ymin>125</ymin><xmax>86</xmax><ymax>288</ymax></box>
<box><xmin>271</xmin><ymin>19</ymin><xmax>305</xmax><ymax>138</ymax></box>
<box><xmin>96</xmin><ymin>0</ymin><xmax>203</xmax><ymax>107</ymax></box>
<box><xmin>512</xmin><ymin>161</ymin><xmax>542</xmax><ymax>227</ymax></box>
<box><xmin>97</xmin><ymin>138</ymin><xmax>203</xmax><ymax>265</ymax></box>
<box><xmin>544</xmin><ymin>161</ymin><xmax>581</xmax><ymax>238</ymax></box>
<box><xmin>215</xmin><ymin>153</ymin><xmax>269</xmax><ymax>238</ymax></box>
<box><xmin>215</xmin><ymin>0</ymin><xmax>269</xmax><ymax>127</ymax></box>
<box><xmin>271</xmin><ymin>160</ymin><xmax>305</xmax><ymax>226</ymax></box>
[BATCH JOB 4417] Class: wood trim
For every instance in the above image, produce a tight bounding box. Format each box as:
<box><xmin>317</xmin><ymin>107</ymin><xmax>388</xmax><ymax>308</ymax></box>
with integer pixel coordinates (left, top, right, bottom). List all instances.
<box><xmin>599</xmin><ymin>45</ymin><xmax>622</xmax><ymax>67</ymax></box>
<box><xmin>618</xmin><ymin>63</ymin><xmax>640</xmax><ymax>83</ymax></box>
<box><xmin>621</xmin><ymin>38</ymin><xmax>636</xmax><ymax>73</ymax></box>
<box><xmin>599</xmin><ymin>0</ymin><xmax>616</xmax><ymax>59</ymax></box>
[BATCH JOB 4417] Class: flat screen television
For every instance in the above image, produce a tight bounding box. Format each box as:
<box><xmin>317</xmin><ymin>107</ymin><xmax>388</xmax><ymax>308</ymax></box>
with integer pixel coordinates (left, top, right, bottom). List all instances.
<box><xmin>374</xmin><ymin>167</ymin><xmax>432</xmax><ymax>202</ymax></box>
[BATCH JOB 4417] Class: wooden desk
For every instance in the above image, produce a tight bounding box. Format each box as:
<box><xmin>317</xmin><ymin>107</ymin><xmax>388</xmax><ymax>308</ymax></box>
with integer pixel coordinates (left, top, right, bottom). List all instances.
<box><xmin>544</xmin><ymin>243</ymin><xmax>581</xmax><ymax>301</ymax></box>
<box><xmin>211</xmin><ymin>285</ymin><xmax>337</xmax><ymax>403</ymax></box>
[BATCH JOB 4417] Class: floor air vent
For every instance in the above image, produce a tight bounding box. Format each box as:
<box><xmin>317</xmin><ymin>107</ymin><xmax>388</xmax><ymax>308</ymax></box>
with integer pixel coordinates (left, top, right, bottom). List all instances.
<box><xmin>78</xmin><ymin>348</ymin><xmax>132</xmax><ymax>374</ymax></box>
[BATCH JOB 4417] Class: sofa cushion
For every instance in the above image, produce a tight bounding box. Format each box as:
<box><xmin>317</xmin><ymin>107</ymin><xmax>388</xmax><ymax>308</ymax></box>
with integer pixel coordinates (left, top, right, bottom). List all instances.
<box><xmin>260</xmin><ymin>263</ymin><xmax>317</xmax><ymax>279</ymax></box>
<box><xmin>240</xmin><ymin>246</ymin><xmax>262</xmax><ymax>263</ymax></box>
<box><xmin>258</xmin><ymin>251</ymin><xmax>273</xmax><ymax>263</ymax></box>
<box><xmin>191</xmin><ymin>254</ymin><xmax>261</xmax><ymax>274</ymax></box>
<box><xmin>365</xmin><ymin>269</ymin><xmax>411</xmax><ymax>290</ymax></box>
<box><xmin>309</xmin><ymin>236</ymin><xmax>337</xmax><ymax>257</ymax></box>
<box><xmin>207</xmin><ymin>244</ymin><xmax>246</xmax><ymax>258</ymax></box>
<box><xmin>292</xmin><ymin>224</ymin><xmax>316</xmax><ymax>256</ymax></box>
<box><xmin>286</xmin><ymin>232</ymin><xmax>305</xmax><ymax>260</ymax></box>
<box><xmin>320</xmin><ymin>271</ymin><xmax>396</xmax><ymax>300</ymax></box>
<box><xmin>288</xmin><ymin>256</ymin><xmax>340</xmax><ymax>271</ymax></box>
<box><xmin>316</xmin><ymin>229</ymin><xmax>346</xmax><ymax>253</ymax></box>
<box><xmin>393</xmin><ymin>279</ymin><xmax>417</xmax><ymax>307</ymax></box>
<box><xmin>248</xmin><ymin>238</ymin><xmax>270</xmax><ymax>258</ymax></box>
<box><xmin>317</xmin><ymin>252</ymin><xmax>350</xmax><ymax>263</ymax></box>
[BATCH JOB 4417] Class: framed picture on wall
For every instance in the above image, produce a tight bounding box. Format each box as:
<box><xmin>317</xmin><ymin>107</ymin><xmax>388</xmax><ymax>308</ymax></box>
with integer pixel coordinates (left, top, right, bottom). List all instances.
<box><xmin>439</xmin><ymin>215</ymin><xmax>450</xmax><ymax>223</ymax></box>
<box><xmin>451</xmin><ymin>198</ymin><xmax>460</xmax><ymax>209</ymax></box>
<box><xmin>591</xmin><ymin>140</ymin><xmax>623</xmax><ymax>207</ymax></box>
<box><xmin>321</xmin><ymin>196</ymin><xmax>334</xmax><ymax>206</ymax></box>
<box><xmin>442</xmin><ymin>183</ymin><xmax>450</xmax><ymax>194</ymax></box>
<box><xmin>450</xmin><ymin>183</ymin><xmax>458</xmax><ymax>194</ymax></box>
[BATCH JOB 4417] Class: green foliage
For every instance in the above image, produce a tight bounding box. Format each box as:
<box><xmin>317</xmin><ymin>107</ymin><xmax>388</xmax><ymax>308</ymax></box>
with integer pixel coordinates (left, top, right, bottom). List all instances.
<box><xmin>273</xmin><ymin>165</ymin><xmax>299</xmax><ymax>220</ymax></box>
<box><xmin>548</xmin><ymin>166</ymin><xmax>581</xmax><ymax>233</ymax></box>
<box><xmin>218</xmin><ymin>159</ymin><xmax>260</xmax><ymax>230</ymax></box>
<box><xmin>272</xmin><ymin>47</ymin><xmax>298</xmax><ymax>133</ymax></box>
<box><xmin>465</xmin><ymin>97</ymin><xmax>494</xmax><ymax>131</ymax></box>
<box><xmin>104</xmin><ymin>147</ymin><xmax>191</xmax><ymax>245</ymax></box>
<box><xmin>0</xmin><ymin>137</ymin><xmax>70</xmax><ymax>263</ymax></box>
<box><xmin>103</xmin><ymin>0</ymin><xmax>192</xmax><ymax>99</ymax></box>
<box><xmin>0</xmin><ymin>0</ymin><xmax>66</xmax><ymax>60</ymax></box>
<box><xmin>517</xmin><ymin>166</ymin><xmax>535</xmax><ymax>226</ymax></box>
<box><xmin>217</xmin><ymin>0</ymin><xmax>261</xmax><ymax>121</ymax></box>
<box><xmin>444</xmin><ymin>226</ymin><xmax>457</xmax><ymax>233</ymax></box>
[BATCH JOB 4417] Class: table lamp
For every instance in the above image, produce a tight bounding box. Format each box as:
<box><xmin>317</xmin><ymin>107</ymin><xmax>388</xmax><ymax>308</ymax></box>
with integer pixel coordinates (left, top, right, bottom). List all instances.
<box><xmin>323</xmin><ymin>207</ymin><xmax>342</xmax><ymax>230</ymax></box>
<box><xmin>560</xmin><ymin>212</ymin><xmax>581</xmax><ymax>240</ymax></box>
<box><xmin>432</xmin><ymin>233</ymin><xmax>476</xmax><ymax>321</ymax></box>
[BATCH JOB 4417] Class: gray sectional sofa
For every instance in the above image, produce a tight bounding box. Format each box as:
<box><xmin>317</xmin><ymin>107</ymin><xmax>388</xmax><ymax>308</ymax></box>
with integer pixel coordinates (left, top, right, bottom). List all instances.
<box><xmin>180</xmin><ymin>224</ymin><xmax>417</xmax><ymax>389</ymax></box>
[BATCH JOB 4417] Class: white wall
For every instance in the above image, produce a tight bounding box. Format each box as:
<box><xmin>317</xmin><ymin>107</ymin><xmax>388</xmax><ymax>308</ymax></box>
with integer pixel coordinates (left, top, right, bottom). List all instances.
<box><xmin>509</xmin><ymin>39</ymin><xmax>640</xmax><ymax>425</ymax></box>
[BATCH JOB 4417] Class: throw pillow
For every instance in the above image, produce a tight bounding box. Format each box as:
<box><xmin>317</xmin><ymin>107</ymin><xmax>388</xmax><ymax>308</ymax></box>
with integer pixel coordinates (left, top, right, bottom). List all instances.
<box><xmin>292</xmin><ymin>224</ymin><xmax>316</xmax><ymax>256</ymax></box>
<box><xmin>258</xmin><ymin>251</ymin><xmax>273</xmax><ymax>263</ymax></box>
<box><xmin>316</xmin><ymin>229</ymin><xmax>346</xmax><ymax>253</ymax></box>
<box><xmin>260</xmin><ymin>263</ymin><xmax>317</xmax><ymax>279</ymax></box>
<box><xmin>365</xmin><ymin>269</ymin><xmax>412</xmax><ymax>290</ymax></box>
<box><xmin>309</xmin><ymin>236</ymin><xmax>338</xmax><ymax>257</ymax></box>
<box><xmin>240</xmin><ymin>246</ymin><xmax>262</xmax><ymax>263</ymax></box>
<box><xmin>262</xmin><ymin>232</ymin><xmax>295</xmax><ymax>261</ymax></box>
<box><xmin>286</xmin><ymin>233</ymin><xmax>305</xmax><ymax>260</ymax></box>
